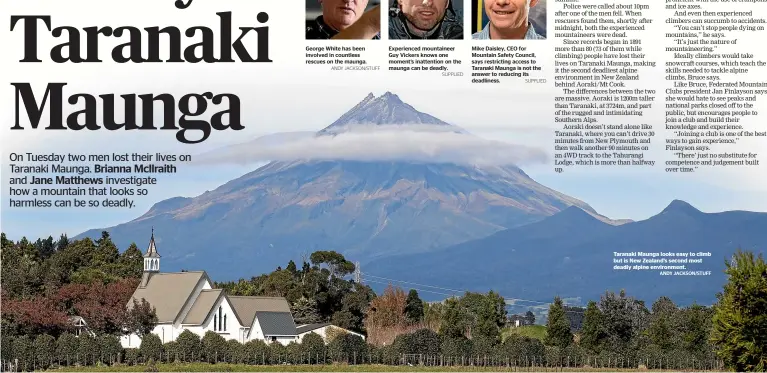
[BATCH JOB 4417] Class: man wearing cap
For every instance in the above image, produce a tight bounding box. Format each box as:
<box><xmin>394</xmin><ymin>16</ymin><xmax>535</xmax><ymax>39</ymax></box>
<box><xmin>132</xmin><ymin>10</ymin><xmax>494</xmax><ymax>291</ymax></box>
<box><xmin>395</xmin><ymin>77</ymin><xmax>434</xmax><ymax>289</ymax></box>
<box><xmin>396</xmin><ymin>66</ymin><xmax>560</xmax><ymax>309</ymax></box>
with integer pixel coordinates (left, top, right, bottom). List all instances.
<box><xmin>389</xmin><ymin>0</ymin><xmax>463</xmax><ymax>39</ymax></box>
<box><xmin>307</xmin><ymin>0</ymin><xmax>381</xmax><ymax>39</ymax></box>
<box><xmin>472</xmin><ymin>0</ymin><xmax>545</xmax><ymax>40</ymax></box>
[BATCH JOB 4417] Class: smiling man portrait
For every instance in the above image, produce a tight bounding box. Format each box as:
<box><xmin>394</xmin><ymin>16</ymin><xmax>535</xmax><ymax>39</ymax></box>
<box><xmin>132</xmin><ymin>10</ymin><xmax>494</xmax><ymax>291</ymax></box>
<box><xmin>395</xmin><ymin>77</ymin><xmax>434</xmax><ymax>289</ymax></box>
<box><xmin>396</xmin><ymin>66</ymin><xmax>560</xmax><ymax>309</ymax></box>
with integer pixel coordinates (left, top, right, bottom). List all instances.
<box><xmin>306</xmin><ymin>0</ymin><xmax>381</xmax><ymax>39</ymax></box>
<box><xmin>472</xmin><ymin>0</ymin><xmax>546</xmax><ymax>40</ymax></box>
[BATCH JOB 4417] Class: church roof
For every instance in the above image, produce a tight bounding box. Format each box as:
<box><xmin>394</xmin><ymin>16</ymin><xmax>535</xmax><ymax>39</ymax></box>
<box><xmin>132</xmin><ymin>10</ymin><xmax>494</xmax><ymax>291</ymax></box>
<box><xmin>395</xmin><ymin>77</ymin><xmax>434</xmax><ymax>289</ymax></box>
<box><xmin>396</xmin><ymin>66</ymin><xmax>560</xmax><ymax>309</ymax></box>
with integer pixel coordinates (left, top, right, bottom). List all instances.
<box><xmin>128</xmin><ymin>271</ymin><xmax>210</xmax><ymax>323</ymax></box>
<box><xmin>296</xmin><ymin>323</ymin><xmax>331</xmax><ymax>334</ymax></box>
<box><xmin>228</xmin><ymin>296</ymin><xmax>292</xmax><ymax>328</ymax></box>
<box><xmin>181</xmin><ymin>289</ymin><xmax>224</xmax><ymax>325</ymax></box>
<box><xmin>256</xmin><ymin>311</ymin><xmax>297</xmax><ymax>336</ymax></box>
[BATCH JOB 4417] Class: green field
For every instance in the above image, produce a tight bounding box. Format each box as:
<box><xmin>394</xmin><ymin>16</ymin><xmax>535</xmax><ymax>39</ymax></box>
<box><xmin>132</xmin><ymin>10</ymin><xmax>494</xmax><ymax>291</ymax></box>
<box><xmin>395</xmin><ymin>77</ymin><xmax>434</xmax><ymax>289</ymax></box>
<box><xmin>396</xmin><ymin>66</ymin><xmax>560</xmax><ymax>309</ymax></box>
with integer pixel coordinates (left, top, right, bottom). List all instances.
<box><xmin>501</xmin><ymin>325</ymin><xmax>548</xmax><ymax>341</ymax></box>
<box><xmin>49</xmin><ymin>362</ymin><xmax>692</xmax><ymax>372</ymax></box>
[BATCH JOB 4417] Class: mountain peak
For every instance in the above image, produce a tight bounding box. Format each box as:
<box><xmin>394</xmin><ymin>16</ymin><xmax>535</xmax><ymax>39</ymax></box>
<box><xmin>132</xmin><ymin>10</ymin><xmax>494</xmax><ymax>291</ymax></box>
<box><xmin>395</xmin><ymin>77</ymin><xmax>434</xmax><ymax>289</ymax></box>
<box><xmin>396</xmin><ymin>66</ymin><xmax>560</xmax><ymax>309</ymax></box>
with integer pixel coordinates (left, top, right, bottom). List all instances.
<box><xmin>661</xmin><ymin>199</ymin><xmax>701</xmax><ymax>215</ymax></box>
<box><xmin>318</xmin><ymin>92</ymin><xmax>451</xmax><ymax>135</ymax></box>
<box><xmin>380</xmin><ymin>91</ymin><xmax>402</xmax><ymax>103</ymax></box>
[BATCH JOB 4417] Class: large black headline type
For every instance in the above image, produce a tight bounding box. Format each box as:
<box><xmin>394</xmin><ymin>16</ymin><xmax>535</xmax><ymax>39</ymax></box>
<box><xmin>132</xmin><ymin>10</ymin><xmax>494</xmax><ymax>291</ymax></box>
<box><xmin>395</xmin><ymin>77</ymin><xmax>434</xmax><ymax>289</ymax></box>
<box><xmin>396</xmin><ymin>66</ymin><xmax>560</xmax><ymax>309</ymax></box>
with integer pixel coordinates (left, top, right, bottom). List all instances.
<box><xmin>9</xmin><ymin>0</ymin><xmax>272</xmax><ymax>144</ymax></box>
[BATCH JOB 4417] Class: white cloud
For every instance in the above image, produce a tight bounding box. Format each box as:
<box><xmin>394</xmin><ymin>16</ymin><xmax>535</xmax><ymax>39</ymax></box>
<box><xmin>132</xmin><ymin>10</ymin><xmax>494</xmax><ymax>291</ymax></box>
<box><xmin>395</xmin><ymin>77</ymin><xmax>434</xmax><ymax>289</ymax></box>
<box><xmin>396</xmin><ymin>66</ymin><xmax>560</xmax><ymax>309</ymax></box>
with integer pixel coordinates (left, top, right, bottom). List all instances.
<box><xmin>194</xmin><ymin>124</ymin><xmax>548</xmax><ymax>167</ymax></box>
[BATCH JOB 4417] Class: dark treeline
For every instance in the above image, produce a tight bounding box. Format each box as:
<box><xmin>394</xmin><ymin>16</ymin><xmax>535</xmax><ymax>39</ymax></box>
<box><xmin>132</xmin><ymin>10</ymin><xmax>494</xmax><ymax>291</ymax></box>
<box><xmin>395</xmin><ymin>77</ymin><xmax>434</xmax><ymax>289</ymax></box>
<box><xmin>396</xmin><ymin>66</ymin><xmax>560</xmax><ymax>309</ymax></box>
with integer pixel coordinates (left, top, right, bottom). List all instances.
<box><xmin>213</xmin><ymin>250</ymin><xmax>375</xmax><ymax>334</ymax></box>
<box><xmin>1</xmin><ymin>232</ymin><xmax>155</xmax><ymax>338</ymax></box>
<box><xmin>2</xmin><ymin>232</ymin><xmax>765</xmax><ymax>371</ymax></box>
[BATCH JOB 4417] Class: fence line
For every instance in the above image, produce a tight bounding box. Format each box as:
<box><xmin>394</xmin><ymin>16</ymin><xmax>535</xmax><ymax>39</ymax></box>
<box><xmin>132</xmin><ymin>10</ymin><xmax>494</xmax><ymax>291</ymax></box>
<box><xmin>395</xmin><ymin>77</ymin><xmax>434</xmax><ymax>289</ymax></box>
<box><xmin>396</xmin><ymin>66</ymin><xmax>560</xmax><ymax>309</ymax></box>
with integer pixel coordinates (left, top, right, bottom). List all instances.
<box><xmin>1</xmin><ymin>352</ymin><xmax>727</xmax><ymax>372</ymax></box>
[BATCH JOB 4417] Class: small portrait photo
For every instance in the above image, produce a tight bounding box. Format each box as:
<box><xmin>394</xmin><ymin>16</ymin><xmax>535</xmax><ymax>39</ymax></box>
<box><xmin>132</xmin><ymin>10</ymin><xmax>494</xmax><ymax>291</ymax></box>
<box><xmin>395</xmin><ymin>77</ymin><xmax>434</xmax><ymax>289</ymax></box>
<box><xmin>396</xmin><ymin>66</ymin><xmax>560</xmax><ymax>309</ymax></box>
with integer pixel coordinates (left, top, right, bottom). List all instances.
<box><xmin>306</xmin><ymin>0</ymin><xmax>382</xmax><ymax>40</ymax></box>
<box><xmin>388</xmin><ymin>0</ymin><xmax>464</xmax><ymax>40</ymax></box>
<box><xmin>471</xmin><ymin>0</ymin><xmax>547</xmax><ymax>40</ymax></box>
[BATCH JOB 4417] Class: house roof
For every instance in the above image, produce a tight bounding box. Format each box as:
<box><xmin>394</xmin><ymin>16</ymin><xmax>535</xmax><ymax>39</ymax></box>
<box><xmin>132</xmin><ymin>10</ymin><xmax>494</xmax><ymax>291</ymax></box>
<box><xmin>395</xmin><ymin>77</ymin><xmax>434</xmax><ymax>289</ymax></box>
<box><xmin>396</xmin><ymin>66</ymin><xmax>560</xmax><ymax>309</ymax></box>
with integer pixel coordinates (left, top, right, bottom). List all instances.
<box><xmin>181</xmin><ymin>289</ymin><xmax>224</xmax><ymax>325</ymax></box>
<box><xmin>229</xmin><ymin>296</ymin><xmax>291</xmax><ymax>327</ymax></box>
<box><xmin>128</xmin><ymin>271</ymin><xmax>209</xmax><ymax>323</ymax></box>
<box><xmin>296</xmin><ymin>323</ymin><xmax>331</xmax><ymax>334</ymax></box>
<box><xmin>256</xmin><ymin>311</ymin><xmax>297</xmax><ymax>336</ymax></box>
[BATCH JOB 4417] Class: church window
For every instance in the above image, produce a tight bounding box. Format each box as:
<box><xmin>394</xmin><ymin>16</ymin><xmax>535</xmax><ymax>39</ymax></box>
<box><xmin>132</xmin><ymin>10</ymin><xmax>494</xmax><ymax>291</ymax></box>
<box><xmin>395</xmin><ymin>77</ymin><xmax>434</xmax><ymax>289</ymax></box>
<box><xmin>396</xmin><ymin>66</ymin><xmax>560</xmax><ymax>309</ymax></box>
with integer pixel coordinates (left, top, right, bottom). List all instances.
<box><xmin>213</xmin><ymin>315</ymin><xmax>217</xmax><ymax>331</ymax></box>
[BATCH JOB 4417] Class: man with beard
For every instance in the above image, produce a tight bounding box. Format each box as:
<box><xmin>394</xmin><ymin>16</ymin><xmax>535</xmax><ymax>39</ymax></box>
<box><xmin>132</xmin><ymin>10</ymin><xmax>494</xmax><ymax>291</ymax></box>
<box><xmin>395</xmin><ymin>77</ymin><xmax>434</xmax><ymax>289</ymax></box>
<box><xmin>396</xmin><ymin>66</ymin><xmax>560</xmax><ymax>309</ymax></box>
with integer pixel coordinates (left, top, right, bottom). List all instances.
<box><xmin>389</xmin><ymin>0</ymin><xmax>463</xmax><ymax>39</ymax></box>
<box><xmin>472</xmin><ymin>0</ymin><xmax>545</xmax><ymax>39</ymax></box>
<box><xmin>307</xmin><ymin>0</ymin><xmax>381</xmax><ymax>39</ymax></box>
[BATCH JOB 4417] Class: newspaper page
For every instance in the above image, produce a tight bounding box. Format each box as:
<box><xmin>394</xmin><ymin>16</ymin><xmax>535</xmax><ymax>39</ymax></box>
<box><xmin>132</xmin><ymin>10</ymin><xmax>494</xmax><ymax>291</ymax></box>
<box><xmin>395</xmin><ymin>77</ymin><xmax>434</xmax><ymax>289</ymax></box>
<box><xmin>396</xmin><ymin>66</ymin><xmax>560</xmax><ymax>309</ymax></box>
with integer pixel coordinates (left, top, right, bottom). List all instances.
<box><xmin>1</xmin><ymin>0</ymin><xmax>766</xmax><ymax>371</ymax></box>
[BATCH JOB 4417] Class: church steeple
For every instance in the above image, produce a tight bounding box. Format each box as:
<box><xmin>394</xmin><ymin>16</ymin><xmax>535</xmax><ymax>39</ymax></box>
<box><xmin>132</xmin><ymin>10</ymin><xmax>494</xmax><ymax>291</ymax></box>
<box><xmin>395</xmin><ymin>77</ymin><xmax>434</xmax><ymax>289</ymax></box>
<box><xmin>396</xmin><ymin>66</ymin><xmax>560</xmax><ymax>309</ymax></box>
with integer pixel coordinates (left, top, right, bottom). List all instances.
<box><xmin>140</xmin><ymin>228</ymin><xmax>161</xmax><ymax>288</ymax></box>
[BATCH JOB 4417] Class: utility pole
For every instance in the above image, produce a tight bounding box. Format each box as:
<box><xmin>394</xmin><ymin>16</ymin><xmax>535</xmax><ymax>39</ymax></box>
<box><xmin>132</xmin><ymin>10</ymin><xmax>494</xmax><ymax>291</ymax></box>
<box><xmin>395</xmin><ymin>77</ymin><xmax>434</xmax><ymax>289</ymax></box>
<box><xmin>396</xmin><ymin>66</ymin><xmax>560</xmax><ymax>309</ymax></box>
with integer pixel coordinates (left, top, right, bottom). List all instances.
<box><xmin>354</xmin><ymin>261</ymin><xmax>361</xmax><ymax>284</ymax></box>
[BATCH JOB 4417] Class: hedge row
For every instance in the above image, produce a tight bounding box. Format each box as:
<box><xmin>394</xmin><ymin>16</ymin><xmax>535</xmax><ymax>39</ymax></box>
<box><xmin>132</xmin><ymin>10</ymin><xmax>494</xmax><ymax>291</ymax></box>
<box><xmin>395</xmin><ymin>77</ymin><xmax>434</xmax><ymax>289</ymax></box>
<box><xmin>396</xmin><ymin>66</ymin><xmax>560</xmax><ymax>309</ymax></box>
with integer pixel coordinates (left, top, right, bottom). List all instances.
<box><xmin>1</xmin><ymin>329</ymin><xmax>723</xmax><ymax>371</ymax></box>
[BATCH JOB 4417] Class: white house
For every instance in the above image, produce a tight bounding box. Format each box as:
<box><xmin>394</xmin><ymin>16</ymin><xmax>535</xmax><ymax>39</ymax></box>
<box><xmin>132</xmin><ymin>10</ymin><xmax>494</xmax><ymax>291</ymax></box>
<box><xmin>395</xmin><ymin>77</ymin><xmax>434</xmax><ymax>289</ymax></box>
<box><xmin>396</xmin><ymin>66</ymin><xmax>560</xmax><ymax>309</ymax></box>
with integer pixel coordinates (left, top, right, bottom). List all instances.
<box><xmin>121</xmin><ymin>231</ymin><xmax>299</xmax><ymax>348</ymax></box>
<box><xmin>69</xmin><ymin>316</ymin><xmax>95</xmax><ymax>337</ymax></box>
<box><xmin>296</xmin><ymin>323</ymin><xmax>365</xmax><ymax>343</ymax></box>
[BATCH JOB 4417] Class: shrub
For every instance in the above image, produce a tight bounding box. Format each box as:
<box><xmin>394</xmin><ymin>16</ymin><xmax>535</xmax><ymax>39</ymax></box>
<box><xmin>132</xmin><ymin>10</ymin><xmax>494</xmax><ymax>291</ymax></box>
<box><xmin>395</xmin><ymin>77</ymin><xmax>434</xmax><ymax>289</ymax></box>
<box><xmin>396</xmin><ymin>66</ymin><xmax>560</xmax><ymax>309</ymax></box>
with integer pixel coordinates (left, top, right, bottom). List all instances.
<box><xmin>328</xmin><ymin>334</ymin><xmax>366</xmax><ymax>364</ymax></box>
<box><xmin>441</xmin><ymin>336</ymin><xmax>473</xmax><ymax>360</ymax></box>
<box><xmin>1</xmin><ymin>335</ymin><xmax>13</xmax><ymax>366</ymax></box>
<box><xmin>325</xmin><ymin>326</ymin><xmax>348</xmax><ymax>344</ymax></box>
<box><xmin>286</xmin><ymin>341</ymin><xmax>303</xmax><ymax>364</ymax></box>
<box><xmin>175</xmin><ymin>330</ymin><xmax>201</xmax><ymax>362</ymax></box>
<box><xmin>140</xmin><ymin>333</ymin><xmax>163</xmax><ymax>362</ymax></box>
<box><xmin>144</xmin><ymin>358</ymin><xmax>159</xmax><ymax>372</ymax></box>
<box><xmin>200</xmin><ymin>331</ymin><xmax>227</xmax><ymax>363</ymax></box>
<box><xmin>99</xmin><ymin>334</ymin><xmax>123</xmax><ymax>364</ymax></box>
<box><xmin>499</xmin><ymin>334</ymin><xmax>546</xmax><ymax>365</ymax></box>
<box><xmin>12</xmin><ymin>335</ymin><xmax>33</xmax><ymax>371</ymax></box>
<box><xmin>472</xmin><ymin>335</ymin><xmax>497</xmax><ymax>357</ymax></box>
<box><xmin>391</xmin><ymin>333</ymin><xmax>409</xmax><ymax>355</ymax></box>
<box><xmin>379</xmin><ymin>343</ymin><xmax>400</xmax><ymax>365</ymax></box>
<box><xmin>241</xmin><ymin>340</ymin><xmax>270</xmax><ymax>365</ymax></box>
<box><xmin>163</xmin><ymin>341</ymin><xmax>179</xmax><ymax>363</ymax></box>
<box><xmin>124</xmin><ymin>348</ymin><xmax>140</xmax><ymax>365</ymax></box>
<box><xmin>56</xmin><ymin>333</ymin><xmax>78</xmax><ymax>366</ymax></box>
<box><xmin>407</xmin><ymin>328</ymin><xmax>441</xmax><ymax>356</ymax></box>
<box><xmin>226</xmin><ymin>339</ymin><xmax>241</xmax><ymax>363</ymax></box>
<box><xmin>301</xmin><ymin>332</ymin><xmax>326</xmax><ymax>363</ymax></box>
<box><xmin>268</xmin><ymin>342</ymin><xmax>287</xmax><ymax>364</ymax></box>
<box><xmin>33</xmin><ymin>334</ymin><xmax>56</xmax><ymax>369</ymax></box>
<box><xmin>77</xmin><ymin>334</ymin><xmax>99</xmax><ymax>366</ymax></box>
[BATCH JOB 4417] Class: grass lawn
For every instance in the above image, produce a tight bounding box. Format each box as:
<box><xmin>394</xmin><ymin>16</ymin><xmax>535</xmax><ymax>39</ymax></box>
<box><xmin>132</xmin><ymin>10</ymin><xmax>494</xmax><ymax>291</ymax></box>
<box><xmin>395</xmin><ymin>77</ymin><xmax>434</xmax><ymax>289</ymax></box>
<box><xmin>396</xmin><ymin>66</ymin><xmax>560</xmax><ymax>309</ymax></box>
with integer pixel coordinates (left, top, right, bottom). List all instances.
<box><xmin>49</xmin><ymin>362</ymin><xmax>685</xmax><ymax>372</ymax></box>
<box><xmin>502</xmin><ymin>325</ymin><xmax>548</xmax><ymax>341</ymax></box>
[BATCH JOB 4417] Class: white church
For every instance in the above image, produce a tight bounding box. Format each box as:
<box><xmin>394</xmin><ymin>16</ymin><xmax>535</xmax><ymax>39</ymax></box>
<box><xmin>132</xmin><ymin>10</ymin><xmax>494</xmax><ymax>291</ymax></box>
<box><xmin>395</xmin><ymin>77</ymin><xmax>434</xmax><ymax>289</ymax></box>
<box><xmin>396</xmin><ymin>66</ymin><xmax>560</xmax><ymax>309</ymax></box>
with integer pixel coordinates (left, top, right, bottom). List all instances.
<box><xmin>121</xmin><ymin>231</ymin><xmax>299</xmax><ymax>348</ymax></box>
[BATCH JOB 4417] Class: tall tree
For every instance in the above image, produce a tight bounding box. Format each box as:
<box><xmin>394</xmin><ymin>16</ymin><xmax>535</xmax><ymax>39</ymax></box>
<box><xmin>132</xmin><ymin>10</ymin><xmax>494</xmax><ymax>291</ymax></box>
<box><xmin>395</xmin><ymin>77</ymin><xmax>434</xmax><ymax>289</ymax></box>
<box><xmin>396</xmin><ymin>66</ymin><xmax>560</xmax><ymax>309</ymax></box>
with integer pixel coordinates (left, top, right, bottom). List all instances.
<box><xmin>457</xmin><ymin>291</ymin><xmax>506</xmax><ymax>336</ymax></box>
<box><xmin>405</xmin><ymin>289</ymin><xmax>424</xmax><ymax>323</ymax></box>
<box><xmin>125</xmin><ymin>298</ymin><xmax>158</xmax><ymax>338</ymax></box>
<box><xmin>94</xmin><ymin>231</ymin><xmax>119</xmax><ymax>266</ymax></box>
<box><xmin>365</xmin><ymin>285</ymin><xmax>407</xmax><ymax>330</ymax></box>
<box><xmin>423</xmin><ymin>302</ymin><xmax>443</xmax><ymax>331</ymax></box>
<box><xmin>474</xmin><ymin>295</ymin><xmax>502</xmax><ymax>343</ymax></box>
<box><xmin>544</xmin><ymin>296</ymin><xmax>573</xmax><ymax>348</ymax></box>
<box><xmin>599</xmin><ymin>289</ymin><xmax>649</xmax><ymax>354</ymax></box>
<box><xmin>679</xmin><ymin>304</ymin><xmax>714</xmax><ymax>357</ymax></box>
<box><xmin>118</xmin><ymin>243</ymin><xmax>144</xmax><ymax>278</ymax></box>
<box><xmin>286</xmin><ymin>260</ymin><xmax>298</xmax><ymax>274</ymax></box>
<box><xmin>56</xmin><ymin>234</ymin><xmax>69</xmax><ymax>251</ymax></box>
<box><xmin>439</xmin><ymin>297</ymin><xmax>467</xmax><ymax>339</ymax></box>
<box><xmin>35</xmin><ymin>236</ymin><xmax>56</xmax><ymax>259</ymax></box>
<box><xmin>579</xmin><ymin>300</ymin><xmax>606</xmax><ymax>353</ymax></box>
<box><xmin>309</xmin><ymin>251</ymin><xmax>355</xmax><ymax>278</ymax></box>
<box><xmin>524</xmin><ymin>310</ymin><xmax>536</xmax><ymax>325</ymax></box>
<box><xmin>292</xmin><ymin>297</ymin><xmax>322</xmax><ymax>324</ymax></box>
<box><xmin>647</xmin><ymin>296</ymin><xmax>677</xmax><ymax>350</ymax></box>
<box><xmin>711</xmin><ymin>250</ymin><xmax>767</xmax><ymax>371</ymax></box>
